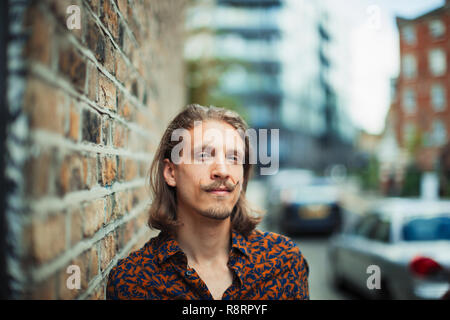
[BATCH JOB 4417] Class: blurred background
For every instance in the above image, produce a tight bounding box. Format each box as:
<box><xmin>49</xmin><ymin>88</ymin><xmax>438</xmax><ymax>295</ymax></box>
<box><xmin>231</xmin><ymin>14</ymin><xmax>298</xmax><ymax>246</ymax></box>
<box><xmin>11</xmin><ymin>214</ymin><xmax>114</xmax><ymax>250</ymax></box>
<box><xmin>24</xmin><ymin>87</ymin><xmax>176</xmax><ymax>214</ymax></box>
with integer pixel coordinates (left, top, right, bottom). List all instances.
<box><xmin>184</xmin><ymin>0</ymin><xmax>450</xmax><ymax>300</ymax></box>
<box><xmin>1</xmin><ymin>0</ymin><xmax>449</xmax><ymax>300</ymax></box>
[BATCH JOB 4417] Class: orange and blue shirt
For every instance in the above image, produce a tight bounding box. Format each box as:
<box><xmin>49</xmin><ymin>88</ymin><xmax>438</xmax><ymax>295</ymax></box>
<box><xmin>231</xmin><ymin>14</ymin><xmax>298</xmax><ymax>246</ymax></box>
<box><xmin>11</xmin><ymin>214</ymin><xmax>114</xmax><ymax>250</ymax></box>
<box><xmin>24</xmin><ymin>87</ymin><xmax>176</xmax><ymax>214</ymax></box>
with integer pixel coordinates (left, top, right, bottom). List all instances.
<box><xmin>106</xmin><ymin>229</ymin><xmax>309</xmax><ymax>300</ymax></box>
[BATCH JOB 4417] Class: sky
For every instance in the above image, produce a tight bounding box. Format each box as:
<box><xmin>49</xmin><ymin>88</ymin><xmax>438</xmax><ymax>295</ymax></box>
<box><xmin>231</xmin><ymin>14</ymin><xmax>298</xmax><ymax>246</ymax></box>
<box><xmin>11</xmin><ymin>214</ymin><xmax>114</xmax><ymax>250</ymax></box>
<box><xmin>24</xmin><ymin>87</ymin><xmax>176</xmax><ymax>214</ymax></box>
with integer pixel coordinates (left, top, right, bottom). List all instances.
<box><xmin>325</xmin><ymin>0</ymin><xmax>445</xmax><ymax>134</ymax></box>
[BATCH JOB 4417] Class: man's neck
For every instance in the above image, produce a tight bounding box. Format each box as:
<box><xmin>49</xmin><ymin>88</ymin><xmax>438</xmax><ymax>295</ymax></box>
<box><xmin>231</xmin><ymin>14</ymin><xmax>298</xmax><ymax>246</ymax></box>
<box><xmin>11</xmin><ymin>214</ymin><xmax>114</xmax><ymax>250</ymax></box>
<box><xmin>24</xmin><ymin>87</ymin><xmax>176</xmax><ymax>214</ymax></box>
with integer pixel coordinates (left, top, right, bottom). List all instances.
<box><xmin>175</xmin><ymin>210</ymin><xmax>231</xmax><ymax>266</ymax></box>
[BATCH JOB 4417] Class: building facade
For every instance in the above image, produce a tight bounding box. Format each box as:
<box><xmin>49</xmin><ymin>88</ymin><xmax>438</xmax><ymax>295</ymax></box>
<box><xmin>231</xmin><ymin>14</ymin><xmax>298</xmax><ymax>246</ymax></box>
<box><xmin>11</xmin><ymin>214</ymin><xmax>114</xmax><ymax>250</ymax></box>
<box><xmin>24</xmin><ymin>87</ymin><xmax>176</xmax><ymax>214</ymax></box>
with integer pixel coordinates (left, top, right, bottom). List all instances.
<box><xmin>185</xmin><ymin>0</ymin><xmax>357</xmax><ymax>173</ymax></box>
<box><xmin>395</xmin><ymin>0</ymin><xmax>450</xmax><ymax>172</ymax></box>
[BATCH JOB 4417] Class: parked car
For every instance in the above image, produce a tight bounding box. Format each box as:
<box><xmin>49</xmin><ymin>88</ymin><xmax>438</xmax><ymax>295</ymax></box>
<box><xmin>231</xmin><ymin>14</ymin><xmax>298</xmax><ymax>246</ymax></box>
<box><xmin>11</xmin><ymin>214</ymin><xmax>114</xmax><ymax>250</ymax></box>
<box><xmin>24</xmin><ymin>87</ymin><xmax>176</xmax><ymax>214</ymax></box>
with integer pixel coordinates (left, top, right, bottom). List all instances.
<box><xmin>328</xmin><ymin>198</ymin><xmax>450</xmax><ymax>299</ymax></box>
<box><xmin>264</xmin><ymin>169</ymin><xmax>315</xmax><ymax>231</ymax></box>
<box><xmin>276</xmin><ymin>178</ymin><xmax>343</xmax><ymax>236</ymax></box>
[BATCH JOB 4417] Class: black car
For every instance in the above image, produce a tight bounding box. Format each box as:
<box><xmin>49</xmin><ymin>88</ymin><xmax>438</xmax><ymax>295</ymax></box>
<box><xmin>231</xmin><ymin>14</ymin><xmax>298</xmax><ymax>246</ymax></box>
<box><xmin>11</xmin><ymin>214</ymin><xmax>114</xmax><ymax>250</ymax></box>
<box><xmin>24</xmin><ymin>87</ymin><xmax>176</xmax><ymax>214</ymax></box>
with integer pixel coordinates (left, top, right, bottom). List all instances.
<box><xmin>278</xmin><ymin>180</ymin><xmax>342</xmax><ymax>236</ymax></box>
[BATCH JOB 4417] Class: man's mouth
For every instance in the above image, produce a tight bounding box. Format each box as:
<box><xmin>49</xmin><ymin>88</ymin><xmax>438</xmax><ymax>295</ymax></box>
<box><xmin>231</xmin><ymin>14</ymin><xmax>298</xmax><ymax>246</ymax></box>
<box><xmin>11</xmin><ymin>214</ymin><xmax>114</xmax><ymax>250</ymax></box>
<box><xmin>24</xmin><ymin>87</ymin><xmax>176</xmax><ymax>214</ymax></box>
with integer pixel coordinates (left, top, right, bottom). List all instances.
<box><xmin>207</xmin><ymin>188</ymin><xmax>231</xmax><ymax>195</ymax></box>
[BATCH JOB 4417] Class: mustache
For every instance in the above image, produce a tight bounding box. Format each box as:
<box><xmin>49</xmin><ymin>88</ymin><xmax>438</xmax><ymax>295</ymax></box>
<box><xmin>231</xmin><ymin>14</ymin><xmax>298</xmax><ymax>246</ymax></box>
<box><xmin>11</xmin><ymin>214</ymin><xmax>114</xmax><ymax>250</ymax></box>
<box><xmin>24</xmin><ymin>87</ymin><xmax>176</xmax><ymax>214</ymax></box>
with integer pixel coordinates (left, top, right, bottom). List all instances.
<box><xmin>201</xmin><ymin>180</ymin><xmax>240</xmax><ymax>192</ymax></box>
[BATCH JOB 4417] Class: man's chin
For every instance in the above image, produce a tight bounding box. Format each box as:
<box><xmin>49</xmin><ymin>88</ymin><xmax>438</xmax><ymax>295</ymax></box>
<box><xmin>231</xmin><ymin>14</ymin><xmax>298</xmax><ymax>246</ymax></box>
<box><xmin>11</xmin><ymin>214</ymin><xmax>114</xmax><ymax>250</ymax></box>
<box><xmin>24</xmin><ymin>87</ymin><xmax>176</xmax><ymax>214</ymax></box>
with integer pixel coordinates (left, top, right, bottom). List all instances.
<box><xmin>198</xmin><ymin>208</ymin><xmax>232</xmax><ymax>221</ymax></box>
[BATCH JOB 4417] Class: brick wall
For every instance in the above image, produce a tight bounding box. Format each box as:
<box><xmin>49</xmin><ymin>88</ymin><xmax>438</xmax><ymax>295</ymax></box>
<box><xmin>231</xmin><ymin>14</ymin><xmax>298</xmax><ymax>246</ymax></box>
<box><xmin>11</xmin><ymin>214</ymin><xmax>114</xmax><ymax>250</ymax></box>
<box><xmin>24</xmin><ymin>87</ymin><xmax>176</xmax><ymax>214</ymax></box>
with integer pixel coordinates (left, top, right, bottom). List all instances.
<box><xmin>6</xmin><ymin>0</ymin><xmax>186</xmax><ymax>299</ymax></box>
<box><xmin>395</xmin><ymin>6</ymin><xmax>450</xmax><ymax>171</ymax></box>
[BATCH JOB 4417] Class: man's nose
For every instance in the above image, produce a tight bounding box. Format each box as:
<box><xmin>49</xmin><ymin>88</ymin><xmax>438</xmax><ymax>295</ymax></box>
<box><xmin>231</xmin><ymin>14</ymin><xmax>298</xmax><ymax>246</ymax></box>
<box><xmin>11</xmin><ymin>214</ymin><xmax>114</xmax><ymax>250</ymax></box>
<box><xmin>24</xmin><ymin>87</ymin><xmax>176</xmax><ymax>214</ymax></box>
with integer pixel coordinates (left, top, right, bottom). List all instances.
<box><xmin>210</xmin><ymin>155</ymin><xmax>230</xmax><ymax>180</ymax></box>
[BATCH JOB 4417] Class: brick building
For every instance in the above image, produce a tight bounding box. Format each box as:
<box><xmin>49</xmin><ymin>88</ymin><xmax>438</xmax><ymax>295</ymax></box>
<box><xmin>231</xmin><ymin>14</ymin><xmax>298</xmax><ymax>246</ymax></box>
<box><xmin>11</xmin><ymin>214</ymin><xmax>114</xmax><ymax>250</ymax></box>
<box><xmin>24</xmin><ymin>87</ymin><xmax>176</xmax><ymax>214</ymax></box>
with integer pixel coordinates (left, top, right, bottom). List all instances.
<box><xmin>394</xmin><ymin>0</ymin><xmax>450</xmax><ymax>171</ymax></box>
<box><xmin>3</xmin><ymin>0</ymin><xmax>186</xmax><ymax>299</ymax></box>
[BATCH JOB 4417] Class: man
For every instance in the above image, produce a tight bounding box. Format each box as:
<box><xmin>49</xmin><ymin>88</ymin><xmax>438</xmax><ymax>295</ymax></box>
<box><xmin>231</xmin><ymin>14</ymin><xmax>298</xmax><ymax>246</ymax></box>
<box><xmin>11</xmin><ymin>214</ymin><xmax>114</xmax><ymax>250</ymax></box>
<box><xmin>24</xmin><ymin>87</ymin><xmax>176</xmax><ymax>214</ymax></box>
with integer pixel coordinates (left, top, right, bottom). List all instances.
<box><xmin>106</xmin><ymin>104</ymin><xmax>309</xmax><ymax>300</ymax></box>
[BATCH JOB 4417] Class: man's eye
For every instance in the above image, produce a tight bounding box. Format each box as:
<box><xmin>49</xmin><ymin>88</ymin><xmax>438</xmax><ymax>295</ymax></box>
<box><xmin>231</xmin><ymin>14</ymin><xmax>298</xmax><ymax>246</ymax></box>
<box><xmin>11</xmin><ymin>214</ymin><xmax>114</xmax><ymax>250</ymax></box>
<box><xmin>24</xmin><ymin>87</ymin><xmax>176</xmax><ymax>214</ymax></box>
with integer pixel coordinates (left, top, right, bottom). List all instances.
<box><xmin>227</xmin><ymin>154</ymin><xmax>242</xmax><ymax>163</ymax></box>
<box><xmin>196</xmin><ymin>152</ymin><xmax>211</xmax><ymax>160</ymax></box>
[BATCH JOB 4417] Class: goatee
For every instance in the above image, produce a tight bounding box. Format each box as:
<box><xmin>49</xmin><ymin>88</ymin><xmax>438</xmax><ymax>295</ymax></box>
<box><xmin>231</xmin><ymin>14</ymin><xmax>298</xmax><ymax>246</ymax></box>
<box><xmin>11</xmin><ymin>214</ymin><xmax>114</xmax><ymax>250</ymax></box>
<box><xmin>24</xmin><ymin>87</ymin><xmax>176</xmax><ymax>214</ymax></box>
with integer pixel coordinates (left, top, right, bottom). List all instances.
<box><xmin>199</xmin><ymin>206</ymin><xmax>232</xmax><ymax>220</ymax></box>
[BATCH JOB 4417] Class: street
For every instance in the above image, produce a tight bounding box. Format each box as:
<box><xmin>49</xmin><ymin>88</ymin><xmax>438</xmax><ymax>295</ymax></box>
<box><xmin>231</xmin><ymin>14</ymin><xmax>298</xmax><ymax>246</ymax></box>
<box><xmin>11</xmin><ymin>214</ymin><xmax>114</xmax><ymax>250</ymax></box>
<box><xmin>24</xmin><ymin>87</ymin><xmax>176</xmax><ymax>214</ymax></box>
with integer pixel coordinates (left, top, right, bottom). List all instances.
<box><xmin>248</xmin><ymin>180</ymin><xmax>362</xmax><ymax>300</ymax></box>
<box><xmin>292</xmin><ymin>236</ymin><xmax>359</xmax><ymax>300</ymax></box>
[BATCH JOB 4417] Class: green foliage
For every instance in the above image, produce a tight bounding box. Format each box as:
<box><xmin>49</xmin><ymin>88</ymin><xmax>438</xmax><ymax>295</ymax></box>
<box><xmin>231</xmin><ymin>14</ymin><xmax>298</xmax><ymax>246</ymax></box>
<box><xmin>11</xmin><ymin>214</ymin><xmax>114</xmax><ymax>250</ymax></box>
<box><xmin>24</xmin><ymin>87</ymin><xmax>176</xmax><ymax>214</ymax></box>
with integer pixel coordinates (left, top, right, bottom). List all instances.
<box><xmin>185</xmin><ymin>57</ymin><xmax>251</xmax><ymax>124</ymax></box>
<box><xmin>352</xmin><ymin>155</ymin><xmax>380</xmax><ymax>192</ymax></box>
<box><xmin>405</xmin><ymin>126</ymin><xmax>424</xmax><ymax>155</ymax></box>
<box><xmin>400</xmin><ymin>164</ymin><xmax>422</xmax><ymax>197</ymax></box>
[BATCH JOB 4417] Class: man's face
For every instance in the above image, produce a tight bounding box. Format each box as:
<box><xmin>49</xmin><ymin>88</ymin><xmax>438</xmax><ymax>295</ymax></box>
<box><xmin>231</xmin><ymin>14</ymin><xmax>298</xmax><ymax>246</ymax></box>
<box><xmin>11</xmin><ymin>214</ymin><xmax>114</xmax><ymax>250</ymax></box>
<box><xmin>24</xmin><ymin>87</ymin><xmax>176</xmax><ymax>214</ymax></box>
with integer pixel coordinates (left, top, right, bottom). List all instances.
<box><xmin>163</xmin><ymin>120</ymin><xmax>245</xmax><ymax>221</ymax></box>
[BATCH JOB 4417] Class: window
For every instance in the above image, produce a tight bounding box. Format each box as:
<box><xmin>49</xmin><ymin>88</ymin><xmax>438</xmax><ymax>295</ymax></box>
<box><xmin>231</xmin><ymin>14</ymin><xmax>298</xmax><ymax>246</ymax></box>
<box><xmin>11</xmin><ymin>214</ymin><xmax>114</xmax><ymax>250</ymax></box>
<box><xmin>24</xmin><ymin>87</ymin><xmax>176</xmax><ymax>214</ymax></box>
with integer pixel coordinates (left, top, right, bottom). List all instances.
<box><xmin>402</xmin><ymin>54</ymin><xmax>417</xmax><ymax>78</ymax></box>
<box><xmin>371</xmin><ymin>218</ymin><xmax>391</xmax><ymax>243</ymax></box>
<box><xmin>428</xmin><ymin>49</ymin><xmax>446</xmax><ymax>76</ymax></box>
<box><xmin>430</xmin><ymin>119</ymin><xmax>447</xmax><ymax>146</ymax></box>
<box><xmin>402</xmin><ymin>216</ymin><xmax>450</xmax><ymax>241</ymax></box>
<box><xmin>401</xmin><ymin>25</ymin><xmax>416</xmax><ymax>44</ymax></box>
<box><xmin>429</xmin><ymin>19</ymin><xmax>445</xmax><ymax>38</ymax></box>
<box><xmin>403</xmin><ymin>122</ymin><xmax>416</xmax><ymax>145</ymax></box>
<box><xmin>402</xmin><ymin>88</ymin><xmax>416</xmax><ymax>113</ymax></box>
<box><xmin>431</xmin><ymin>84</ymin><xmax>446</xmax><ymax>111</ymax></box>
<box><xmin>354</xmin><ymin>214</ymin><xmax>379</xmax><ymax>239</ymax></box>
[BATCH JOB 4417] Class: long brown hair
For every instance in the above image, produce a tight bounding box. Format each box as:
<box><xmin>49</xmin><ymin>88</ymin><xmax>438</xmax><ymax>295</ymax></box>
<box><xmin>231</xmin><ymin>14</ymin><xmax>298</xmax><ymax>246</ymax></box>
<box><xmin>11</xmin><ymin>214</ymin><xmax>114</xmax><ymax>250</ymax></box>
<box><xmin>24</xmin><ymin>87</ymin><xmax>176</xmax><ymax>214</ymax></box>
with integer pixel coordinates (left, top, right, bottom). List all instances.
<box><xmin>147</xmin><ymin>104</ymin><xmax>262</xmax><ymax>236</ymax></box>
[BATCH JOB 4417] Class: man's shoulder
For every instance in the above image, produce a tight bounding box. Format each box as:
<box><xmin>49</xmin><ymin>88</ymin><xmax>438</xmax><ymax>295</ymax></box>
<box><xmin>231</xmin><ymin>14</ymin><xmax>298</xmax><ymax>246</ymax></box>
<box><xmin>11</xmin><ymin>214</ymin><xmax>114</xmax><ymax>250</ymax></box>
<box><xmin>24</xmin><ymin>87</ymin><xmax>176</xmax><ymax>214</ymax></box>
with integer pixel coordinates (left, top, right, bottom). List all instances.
<box><xmin>108</xmin><ymin>235</ymin><xmax>160</xmax><ymax>279</ymax></box>
<box><xmin>247</xmin><ymin>229</ymin><xmax>302</xmax><ymax>258</ymax></box>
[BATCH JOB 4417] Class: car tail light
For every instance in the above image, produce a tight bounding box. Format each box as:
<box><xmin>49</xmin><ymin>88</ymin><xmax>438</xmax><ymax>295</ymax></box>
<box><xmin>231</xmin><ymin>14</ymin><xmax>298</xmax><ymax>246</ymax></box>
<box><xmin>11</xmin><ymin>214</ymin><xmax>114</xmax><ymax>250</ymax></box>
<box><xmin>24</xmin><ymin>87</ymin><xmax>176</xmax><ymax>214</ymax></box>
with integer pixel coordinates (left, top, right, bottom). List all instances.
<box><xmin>409</xmin><ymin>256</ymin><xmax>443</xmax><ymax>277</ymax></box>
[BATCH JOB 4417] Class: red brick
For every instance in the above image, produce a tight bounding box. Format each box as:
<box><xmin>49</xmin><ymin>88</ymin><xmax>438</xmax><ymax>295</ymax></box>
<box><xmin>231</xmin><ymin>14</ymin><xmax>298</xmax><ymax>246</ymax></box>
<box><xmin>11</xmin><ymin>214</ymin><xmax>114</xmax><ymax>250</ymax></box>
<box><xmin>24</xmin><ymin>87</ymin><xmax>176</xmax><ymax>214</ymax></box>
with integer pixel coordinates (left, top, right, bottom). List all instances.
<box><xmin>98</xmin><ymin>74</ymin><xmax>117</xmax><ymax>111</ymax></box>
<box><xmin>115</xmin><ymin>55</ymin><xmax>128</xmax><ymax>85</ymax></box>
<box><xmin>68</xmin><ymin>101</ymin><xmax>80</xmax><ymax>141</ymax></box>
<box><xmin>58</xmin><ymin>44</ymin><xmax>86</xmax><ymax>93</ymax></box>
<box><xmin>59</xmin><ymin>153</ymin><xmax>84</xmax><ymax>195</ymax></box>
<box><xmin>24</xmin><ymin>149</ymin><xmax>51</xmax><ymax>198</ymax></box>
<box><xmin>70</xmin><ymin>207</ymin><xmax>83</xmax><ymax>246</ymax></box>
<box><xmin>106</xmin><ymin>192</ymin><xmax>124</xmax><ymax>223</ymax></box>
<box><xmin>101</xmin><ymin>0</ymin><xmax>119</xmax><ymax>40</ymax></box>
<box><xmin>82</xmin><ymin>109</ymin><xmax>101</xmax><ymax>144</ymax></box>
<box><xmin>86</xmin><ymin>0</ymin><xmax>100</xmax><ymax>15</ymax></box>
<box><xmin>101</xmin><ymin>117</ymin><xmax>111</xmax><ymax>146</ymax></box>
<box><xmin>117</xmin><ymin>92</ymin><xmax>134</xmax><ymax>121</ymax></box>
<box><xmin>24</xmin><ymin>6</ymin><xmax>53</xmax><ymax>65</ymax></box>
<box><xmin>89</xmin><ymin>246</ymin><xmax>99</xmax><ymax>282</ymax></box>
<box><xmin>115</xmin><ymin>156</ymin><xmax>124</xmax><ymax>182</ymax></box>
<box><xmin>31</xmin><ymin>213</ymin><xmax>66</xmax><ymax>264</ymax></box>
<box><xmin>86</xmin><ymin>19</ymin><xmax>106</xmax><ymax>63</ymax></box>
<box><xmin>116</xmin><ymin>0</ymin><xmax>128</xmax><ymax>19</ymax></box>
<box><xmin>100</xmin><ymin>156</ymin><xmax>117</xmax><ymax>186</ymax></box>
<box><xmin>82</xmin><ymin>156</ymin><xmax>98</xmax><ymax>189</ymax></box>
<box><xmin>83</xmin><ymin>198</ymin><xmax>105</xmax><ymax>237</ymax></box>
<box><xmin>100</xmin><ymin>232</ymin><xmax>116</xmax><ymax>271</ymax></box>
<box><xmin>24</xmin><ymin>79</ymin><xmax>66</xmax><ymax>134</ymax></box>
<box><xmin>87</xmin><ymin>63</ymin><xmax>98</xmax><ymax>102</ymax></box>
<box><xmin>124</xmin><ymin>158</ymin><xmax>137</xmax><ymax>181</ymax></box>
<box><xmin>112</xmin><ymin>123</ymin><xmax>127</xmax><ymax>148</ymax></box>
<box><xmin>104</xmin><ymin>38</ymin><xmax>116</xmax><ymax>75</ymax></box>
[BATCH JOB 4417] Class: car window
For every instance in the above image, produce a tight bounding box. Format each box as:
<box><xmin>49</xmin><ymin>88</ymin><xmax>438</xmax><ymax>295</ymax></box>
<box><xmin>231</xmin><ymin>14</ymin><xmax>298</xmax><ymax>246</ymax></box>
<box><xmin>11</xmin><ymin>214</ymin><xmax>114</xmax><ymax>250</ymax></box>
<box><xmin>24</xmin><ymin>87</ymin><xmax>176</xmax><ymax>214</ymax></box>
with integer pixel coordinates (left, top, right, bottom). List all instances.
<box><xmin>354</xmin><ymin>214</ymin><xmax>379</xmax><ymax>239</ymax></box>
<box><xmin>370</xmin><ymin>218</ymin><xmax>391</xmax><ymax>243</ymax></box>
<box><xmin>402</xmin><ymin>216</ymin><xmax>450</xmax><ymax>241</ymax></box>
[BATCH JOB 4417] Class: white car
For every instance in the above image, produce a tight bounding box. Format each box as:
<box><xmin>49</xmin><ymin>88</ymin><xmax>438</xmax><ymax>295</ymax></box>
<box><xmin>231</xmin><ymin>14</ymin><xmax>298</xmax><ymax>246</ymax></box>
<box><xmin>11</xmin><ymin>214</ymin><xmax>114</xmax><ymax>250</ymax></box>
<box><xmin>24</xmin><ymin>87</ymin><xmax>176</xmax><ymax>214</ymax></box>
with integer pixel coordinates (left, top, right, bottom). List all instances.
<box><xmin>328</xmin><ymin>198</ymin><xmax>450</xmax><ymax>299</ymax></box>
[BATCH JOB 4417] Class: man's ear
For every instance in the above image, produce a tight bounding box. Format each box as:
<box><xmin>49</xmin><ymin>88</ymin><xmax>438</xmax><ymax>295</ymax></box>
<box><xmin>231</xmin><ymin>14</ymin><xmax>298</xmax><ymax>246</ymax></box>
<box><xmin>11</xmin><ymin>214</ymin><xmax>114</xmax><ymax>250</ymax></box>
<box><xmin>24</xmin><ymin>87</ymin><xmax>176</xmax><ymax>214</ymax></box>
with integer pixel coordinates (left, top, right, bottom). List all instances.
<box><xmin>163</xmin><ymin>158</ymin><xmax>177</xmax><ymax>187</ymax></box>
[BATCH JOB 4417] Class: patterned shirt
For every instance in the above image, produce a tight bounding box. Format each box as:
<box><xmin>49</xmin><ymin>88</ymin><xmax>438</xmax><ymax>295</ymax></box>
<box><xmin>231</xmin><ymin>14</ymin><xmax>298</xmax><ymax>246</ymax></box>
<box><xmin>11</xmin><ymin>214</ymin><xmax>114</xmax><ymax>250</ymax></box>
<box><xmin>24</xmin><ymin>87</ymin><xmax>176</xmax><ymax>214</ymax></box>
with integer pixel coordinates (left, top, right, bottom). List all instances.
<box><xmin>106</xmin><ymin>228</ymin><xmax>309</xmax><ymax>300</ymax></box>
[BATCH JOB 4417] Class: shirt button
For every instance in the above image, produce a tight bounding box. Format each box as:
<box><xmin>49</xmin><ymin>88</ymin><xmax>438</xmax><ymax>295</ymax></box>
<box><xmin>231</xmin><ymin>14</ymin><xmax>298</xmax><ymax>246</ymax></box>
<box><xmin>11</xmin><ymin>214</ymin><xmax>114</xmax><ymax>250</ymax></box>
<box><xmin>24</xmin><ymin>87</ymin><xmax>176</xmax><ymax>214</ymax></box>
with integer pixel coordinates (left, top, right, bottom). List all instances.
<box><xmin>185</xmin><ymin>270</ymin><xmax>193</xmax><ymax>276</ymax></box>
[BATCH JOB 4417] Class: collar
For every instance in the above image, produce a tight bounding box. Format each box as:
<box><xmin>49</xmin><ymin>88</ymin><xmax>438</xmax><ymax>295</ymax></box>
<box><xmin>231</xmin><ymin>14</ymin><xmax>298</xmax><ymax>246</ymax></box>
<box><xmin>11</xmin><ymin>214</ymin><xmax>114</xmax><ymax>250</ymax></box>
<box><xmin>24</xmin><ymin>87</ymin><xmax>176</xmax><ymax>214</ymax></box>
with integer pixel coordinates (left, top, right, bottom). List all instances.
<box><xmin>155</xmin><ymin>231</ymin><xmax>185</xmax><ymax>265</ymax></box>
<box><xmin>230</xmin><ymin>228</ymin><xmax>251</xmax><ymax>261</ymax></box>
<box><xmin>155</xmin><ymin>229</ymin><xmax>252</xmax><ymax>265</ymax></box>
